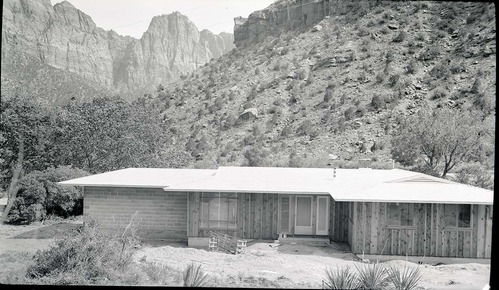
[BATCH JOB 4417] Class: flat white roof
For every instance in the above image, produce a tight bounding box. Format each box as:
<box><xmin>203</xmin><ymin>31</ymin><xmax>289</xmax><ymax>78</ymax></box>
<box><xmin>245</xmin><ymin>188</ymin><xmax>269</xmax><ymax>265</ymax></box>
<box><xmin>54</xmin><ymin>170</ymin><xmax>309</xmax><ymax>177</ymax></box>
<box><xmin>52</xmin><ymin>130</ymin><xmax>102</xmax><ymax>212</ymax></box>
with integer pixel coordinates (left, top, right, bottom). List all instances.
<box><xmin>58</xmin><ymin>168</ymin><xmax>217</xmax><ymax>188</ymax></box>
<box><xmin>58</xmin><ymin>166</ymin><xmax>494</xmax><ymax>205</ymax></box>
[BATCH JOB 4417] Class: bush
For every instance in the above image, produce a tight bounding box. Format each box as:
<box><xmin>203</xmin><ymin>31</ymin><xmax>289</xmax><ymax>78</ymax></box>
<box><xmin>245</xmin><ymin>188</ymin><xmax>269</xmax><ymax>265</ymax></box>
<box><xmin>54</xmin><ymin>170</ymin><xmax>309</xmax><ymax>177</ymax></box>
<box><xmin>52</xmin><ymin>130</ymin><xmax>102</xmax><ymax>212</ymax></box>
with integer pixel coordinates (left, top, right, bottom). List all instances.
<box><xmin>371</xmin><ymin>94</ymin><xmax>386</xmax><ymax>111</ymax></box>
<box><xmin>429</xmin><ymin>63</ymin><xmax>450</xmax><ymax>80</ymax></box>
<box><xmin>431</xmin><ymin>88</ymin><xmax>447</xmax><ymax>100</ymax></box>
<box><xmin>244</xmin><ymin>146</ymin><xmax>270</xmax><ymax>167</ymax></box>
<box><xmin>344</xmin><ymin>107</ymin><xmax>356</xmax><ymax>121</ymax></box>
<box><xmin>388</xmin><ymin>74</ymin><xmax>400</xmax><ymax>87</ymax></box>
<box><xmin>323</xmin><ymin>89</ymin><xmax>333</xmax><ymax>103</ymax></box>
<box><xmin>26</xmin><ymin>220</ymin><xmax>143</xmax><ymax>285</ymax></box>
<box><xmin>418</xmin><ymin>46</ymin><xmax>440</xmax><ymax>61</ymax></box>
<box><xmin>297</xmin><ymin>120</ymin><xmax>313</xmax><ymax>136</ymax></box>
<box><xmin>280</xmin><ymin>125</ymin><xmax>293</xmax><ymax>138</ymax></box>
<box><xmin>7</xmin><ymin>166</ymin><xmax>89</xmax><ymax>224</ymax></box>
<box><xmin>405</xmin><ymin>59</ymin><xmax>418</xmax><ymax>75</ymax></box>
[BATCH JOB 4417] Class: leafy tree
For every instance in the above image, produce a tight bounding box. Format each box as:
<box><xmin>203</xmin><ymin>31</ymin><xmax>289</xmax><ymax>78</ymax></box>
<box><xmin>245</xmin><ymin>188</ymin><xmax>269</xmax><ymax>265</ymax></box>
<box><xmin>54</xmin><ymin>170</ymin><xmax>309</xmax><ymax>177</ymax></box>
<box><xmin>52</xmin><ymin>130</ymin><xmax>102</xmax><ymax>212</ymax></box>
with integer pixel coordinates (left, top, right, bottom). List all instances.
<box><xmin>7</xmin><ymin>166</ymin><xmax>89</xmax><ymax>224</ymax></box>
<box><xmin>0</xmin><ymin>95</ymin><xmax>60</xmax><ymax>222</ymax></box>
<box><xmin>58</xmin><ymin>97</ymin><xmax>169</xmax><ymax>173</ymax></box>
<box><xmin>390</xmin><ymin>108</ymin><xmax>493</xmax><ymax>178</ymax></box>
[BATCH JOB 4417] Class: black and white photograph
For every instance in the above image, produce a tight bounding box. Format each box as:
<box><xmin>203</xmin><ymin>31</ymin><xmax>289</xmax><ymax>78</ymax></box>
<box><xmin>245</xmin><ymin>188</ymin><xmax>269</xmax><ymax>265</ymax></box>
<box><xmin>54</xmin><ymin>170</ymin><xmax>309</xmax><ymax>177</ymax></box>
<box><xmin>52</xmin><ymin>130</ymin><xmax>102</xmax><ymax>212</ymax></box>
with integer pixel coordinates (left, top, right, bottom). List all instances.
<box><xmin>0</xmin><ymin>0</ymin><xmax>495</xmax><ymax>288</ymax></box>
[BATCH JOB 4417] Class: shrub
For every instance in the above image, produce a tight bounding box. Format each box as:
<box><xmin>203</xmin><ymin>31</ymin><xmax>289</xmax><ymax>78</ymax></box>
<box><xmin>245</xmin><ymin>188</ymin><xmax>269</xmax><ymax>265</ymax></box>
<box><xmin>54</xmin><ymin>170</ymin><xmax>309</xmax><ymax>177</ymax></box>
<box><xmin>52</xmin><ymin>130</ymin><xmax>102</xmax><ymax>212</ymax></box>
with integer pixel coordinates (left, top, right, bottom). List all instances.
<box><xmin>418</xmin><ymin>46</ymin><xmax>440</xmax><ymax>61</ymax></box>
<box><xmin>355</xmin><ymin>263</ymin><xmax>389</xmax><ymax>290</ymax></box>
<box><xmin>7</xmin><ymin>166</ymin><xmax>89</xmax><ymax>224</ymax></box>
<box><xmin>429</xmin><ymin>63</ymin><xmax>450</xmax><ymax>80</ymax></box>
<box><xmin>280</xmin><ymin>125</ymin><xmax>293</xmax><ymax>138</ymax></box>
<box><xmin>376</xmin><ymin>72</ymin><xmax>386</xmax><ymax>84</ymax></box>
<box><xmin>431</xmin><ymin>88</ymin><xmax>447</xmax><ymax>100</ymax></box>
<box><xmin>358</xmin><ymin>27</ymin><xmax>372</xmax><ymax>37</ymax></box>
<box><xmin>183</xmin><ymin>263</ymin><xmax>210</xmax><ymax>287</ymax></box>
<box><xmin>323</xmin><ymin>266</ymin><xmax>359</xmax><ymax>289</ymax></box>
<box><xmin>244</xmin><ymin>146</ymin><xmax>270</xmax><ymax>167</ymax></box>
<box><xmin>297</xmin><ymin>120</ymin><xmax>313</xmax><ymax>136</ymax></box>
<box><xmin>297</xmin><ymin>68</ymin><xmax>307</xmax><ymax>80</ymax></box>
<box><xmin>323</xmin><ymin>89</ymin><xmax>333</xmax><ymax>103</ymax></box>
<box><xmin>388</xmin><ymin>74</ymin><xmax>400</xmax><ymax>87</ymax></box>
<box><xmin>344</xmin><ymin>107</ymin><xmax>356</xmax><ymax>121</ymax></box>
<box><xmin>386</xmin><ymin>264</ymin><xmax>422</xmax><ymax>290</ymax></box>
<box><xmin>405</xmin><ymin>60</ymin><xmax>418</xmax><ymax>75</ymax></box>
<box><xmin>371</xmin><ymin>94</ymin><xmax>386</xmax><ymax>110</ymax></box>
<box><xmin>26</xmin><ymin>220</ymin><xmax>142</xmax><ymax>285</ymax></box>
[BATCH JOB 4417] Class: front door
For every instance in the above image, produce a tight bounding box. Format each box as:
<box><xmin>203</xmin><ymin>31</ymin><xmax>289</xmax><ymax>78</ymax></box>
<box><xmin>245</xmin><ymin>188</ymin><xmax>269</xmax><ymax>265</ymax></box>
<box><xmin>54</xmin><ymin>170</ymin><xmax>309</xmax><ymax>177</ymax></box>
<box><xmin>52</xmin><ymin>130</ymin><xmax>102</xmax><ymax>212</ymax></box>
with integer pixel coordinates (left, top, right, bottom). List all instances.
<box><xmin>295</xmin><ymin>196</ymin><xmax>313</xmax><ymax>234</ymax></box>
<box><xmin>316</xmin><ymin>196</ymin><xmax>329</xmax><ymax>235</ymax></box>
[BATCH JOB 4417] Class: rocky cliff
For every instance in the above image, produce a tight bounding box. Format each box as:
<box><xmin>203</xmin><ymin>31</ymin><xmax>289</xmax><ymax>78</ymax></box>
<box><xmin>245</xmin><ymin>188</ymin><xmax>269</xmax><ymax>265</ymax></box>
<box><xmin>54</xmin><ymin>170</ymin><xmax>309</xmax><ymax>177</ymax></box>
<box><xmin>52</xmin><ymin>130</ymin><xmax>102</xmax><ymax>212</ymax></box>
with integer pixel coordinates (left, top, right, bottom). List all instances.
<box><xmin>1</xmin><ymin>0</ymin><xmax>235</xmax><ymax>93</ymax></box>
<box><xmin>234</xmin><ymin>0</ymin><xmax>374</xmax><ymax>47</ymax></box>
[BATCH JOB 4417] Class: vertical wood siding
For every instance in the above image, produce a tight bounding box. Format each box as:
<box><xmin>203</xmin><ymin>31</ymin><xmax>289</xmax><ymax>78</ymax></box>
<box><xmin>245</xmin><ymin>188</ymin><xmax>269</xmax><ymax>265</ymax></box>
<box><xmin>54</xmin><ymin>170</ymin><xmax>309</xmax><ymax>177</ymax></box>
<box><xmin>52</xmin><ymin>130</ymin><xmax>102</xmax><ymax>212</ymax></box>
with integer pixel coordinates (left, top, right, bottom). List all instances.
<box><xmin>348</xmin><ymin>202</ymin><xmax>493</xmax><ymax>258</ymax></box>
<box><xmin>189</xmin><ymin>192</ymin><xmax>279</xmax><ymax>240</ymax></box>
<box><xmin>330</xmin><ymin>200</ymin><xmax>350</xmax><ymax>242</ymax></box>
<box><xmin>189</xmin><ymin>193</ymin><xmax>334</xmax><ymax>240</ymax></box>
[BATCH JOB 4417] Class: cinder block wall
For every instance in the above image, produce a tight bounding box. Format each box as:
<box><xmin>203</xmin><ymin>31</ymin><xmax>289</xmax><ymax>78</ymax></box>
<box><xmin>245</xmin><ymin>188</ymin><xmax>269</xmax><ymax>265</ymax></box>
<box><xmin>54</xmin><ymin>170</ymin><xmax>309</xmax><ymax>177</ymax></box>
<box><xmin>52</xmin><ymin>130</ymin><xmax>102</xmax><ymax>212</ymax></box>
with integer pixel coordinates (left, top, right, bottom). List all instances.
<box><xmin>83</xmin><ymin>187</ymin><xmax>188</xmax><ymax>240</ymax></box>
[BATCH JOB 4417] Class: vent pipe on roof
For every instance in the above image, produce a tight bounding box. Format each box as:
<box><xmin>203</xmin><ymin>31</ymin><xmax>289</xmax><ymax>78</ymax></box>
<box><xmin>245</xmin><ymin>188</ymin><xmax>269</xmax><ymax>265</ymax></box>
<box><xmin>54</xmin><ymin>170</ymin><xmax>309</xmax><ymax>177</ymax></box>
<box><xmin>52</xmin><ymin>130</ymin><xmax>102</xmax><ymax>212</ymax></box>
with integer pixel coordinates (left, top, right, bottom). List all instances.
<box><xmin>333</xmin><ymin>168</ymin><xmax>336</xmax><ymax>180</ymax></box>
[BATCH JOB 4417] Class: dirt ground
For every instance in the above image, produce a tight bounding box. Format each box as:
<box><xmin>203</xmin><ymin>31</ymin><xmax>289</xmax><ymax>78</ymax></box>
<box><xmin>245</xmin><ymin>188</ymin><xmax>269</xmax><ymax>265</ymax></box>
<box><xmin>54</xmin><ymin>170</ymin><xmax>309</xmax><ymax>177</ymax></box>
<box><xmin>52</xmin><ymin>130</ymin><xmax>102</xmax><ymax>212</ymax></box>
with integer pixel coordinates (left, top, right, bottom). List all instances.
<box><xmin>134</xmin><ymin>241</ymin><xmax>491</xmax><ymax>289</ymax></box>
<box><xmin>0</xmin><ymin>221</ymin><xmax>491</xmax><ymax>289</ymax></box>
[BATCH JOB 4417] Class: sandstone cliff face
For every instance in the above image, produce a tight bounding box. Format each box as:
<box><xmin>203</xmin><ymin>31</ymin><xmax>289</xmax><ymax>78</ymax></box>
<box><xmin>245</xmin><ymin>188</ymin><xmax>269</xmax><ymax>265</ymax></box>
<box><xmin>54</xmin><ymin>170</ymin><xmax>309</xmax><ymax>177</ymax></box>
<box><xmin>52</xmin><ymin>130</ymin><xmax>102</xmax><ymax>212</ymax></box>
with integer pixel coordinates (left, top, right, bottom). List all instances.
<box><xmin>234</xmin><ymin>0</ymin><xmax>372</xmax><ymax>47</ymax></box>
<box><xmin>1</xmin><ymin>0</ymin><xmax>235</xmax><ymax>92</ymax></box>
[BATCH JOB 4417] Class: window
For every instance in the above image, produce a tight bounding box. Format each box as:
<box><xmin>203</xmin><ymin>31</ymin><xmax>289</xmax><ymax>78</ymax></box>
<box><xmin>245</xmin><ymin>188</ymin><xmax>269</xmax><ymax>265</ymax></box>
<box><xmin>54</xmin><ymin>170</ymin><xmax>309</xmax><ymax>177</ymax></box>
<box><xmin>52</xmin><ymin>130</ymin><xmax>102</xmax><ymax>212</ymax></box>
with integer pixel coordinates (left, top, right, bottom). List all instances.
<box><xmin>200</xmin><ymin>192</ymin><xmax>237</xmax><ymax>229</ymax></box>
<box><xmin>443</xmin><ymin>204</ymin><xmax>471</xmax><ymax>228</ymax></box>
<box><xmin>386</xmin><ymin>203</ymin><xmax>414</xmax><ymax>227</ymax></box>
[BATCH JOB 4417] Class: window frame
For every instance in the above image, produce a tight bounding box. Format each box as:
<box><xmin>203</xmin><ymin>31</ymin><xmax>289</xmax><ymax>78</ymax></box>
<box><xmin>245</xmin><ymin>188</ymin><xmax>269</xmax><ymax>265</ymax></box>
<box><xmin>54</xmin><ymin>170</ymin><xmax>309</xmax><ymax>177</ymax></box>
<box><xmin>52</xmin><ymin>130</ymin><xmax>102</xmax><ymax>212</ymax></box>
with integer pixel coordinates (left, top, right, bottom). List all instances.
<box><xmin>385</xmin><ymin>202</ymin><xmax>415</xmax><ymax>229</ymax></box>
<box><xmin>199</xmin><ymin>192</ymin><xmax>238</xmax><ymax>230</ymax></box>
<box><xmin>443</xmin><ymin>204</ymin><xmax>472</xmax><ymax>229</ymax></box>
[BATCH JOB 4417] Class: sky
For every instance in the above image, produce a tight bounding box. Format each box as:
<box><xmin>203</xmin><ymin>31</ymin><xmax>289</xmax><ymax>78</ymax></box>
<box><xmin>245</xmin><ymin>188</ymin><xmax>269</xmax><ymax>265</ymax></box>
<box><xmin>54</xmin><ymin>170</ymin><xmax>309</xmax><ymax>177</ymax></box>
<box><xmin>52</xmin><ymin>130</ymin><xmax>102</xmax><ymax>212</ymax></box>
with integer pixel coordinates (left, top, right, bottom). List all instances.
<box><xmin>50</xmin><ymin>0</ymin><xmax>275</xmax><ymax>38</ymax></box>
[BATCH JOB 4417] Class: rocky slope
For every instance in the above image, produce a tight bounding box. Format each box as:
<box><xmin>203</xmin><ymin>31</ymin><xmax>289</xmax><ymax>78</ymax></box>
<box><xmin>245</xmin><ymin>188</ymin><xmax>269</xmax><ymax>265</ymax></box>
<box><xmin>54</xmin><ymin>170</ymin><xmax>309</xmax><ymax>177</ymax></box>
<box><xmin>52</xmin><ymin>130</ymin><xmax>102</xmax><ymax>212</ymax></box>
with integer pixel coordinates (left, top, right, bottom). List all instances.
<box><xmin>1</xmin><ymin>0</ymin><xmax>235</xmax><ymax>96</ymax></box>
<box><xmin>234</xmin><ymin>0</ymin><xmax>375</xmax><ymax>47</ymax></box>
<box><xmin>147</xmin><ymin>0</ymin><xmax>495</xmax><ymax>173</ymax></box>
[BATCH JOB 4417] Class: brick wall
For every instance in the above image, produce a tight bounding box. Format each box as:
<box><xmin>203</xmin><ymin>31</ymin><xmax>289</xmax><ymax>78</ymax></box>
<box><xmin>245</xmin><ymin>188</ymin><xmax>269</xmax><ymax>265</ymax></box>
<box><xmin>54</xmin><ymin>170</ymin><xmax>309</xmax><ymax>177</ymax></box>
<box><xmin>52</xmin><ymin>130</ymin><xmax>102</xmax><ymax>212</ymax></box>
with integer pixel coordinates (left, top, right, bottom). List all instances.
<box><xmin>84</xmin><ymin>187</ymin><xmax>188</xmax><ymax>240</ymax></box>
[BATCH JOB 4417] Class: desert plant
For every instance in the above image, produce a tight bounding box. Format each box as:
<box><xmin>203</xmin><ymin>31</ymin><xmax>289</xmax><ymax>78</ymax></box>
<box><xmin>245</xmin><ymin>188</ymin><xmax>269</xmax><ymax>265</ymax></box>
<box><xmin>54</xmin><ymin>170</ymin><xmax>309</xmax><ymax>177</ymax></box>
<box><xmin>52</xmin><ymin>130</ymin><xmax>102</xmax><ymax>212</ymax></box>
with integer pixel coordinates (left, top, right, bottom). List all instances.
<box><xmin>26</xmin><ymin>219</ymin><xmax>142</xmax><ymax>285</ymax></box>
<box><xmin>386</xmin><ymin>264</ymin><xmax>422</xmax><ymax>290</ymax></box>
<box><xmin>371</xmin><ymin>94</ymin><xmax>386</xmax><ymax>111</ymax></box>
<box><xmin>323</xmin><ymin>266</ymin><xmax>359</xmax><ymax>289</ymax></box>
<box><xmin>182</xmin><ymin>263</ymin><xmax>210</xmax><ymax>287</ymax></box>
<box><xmin>355</xmin><ymin>262</ymin><xmax>389</xmax><ymax>290</ymax></box>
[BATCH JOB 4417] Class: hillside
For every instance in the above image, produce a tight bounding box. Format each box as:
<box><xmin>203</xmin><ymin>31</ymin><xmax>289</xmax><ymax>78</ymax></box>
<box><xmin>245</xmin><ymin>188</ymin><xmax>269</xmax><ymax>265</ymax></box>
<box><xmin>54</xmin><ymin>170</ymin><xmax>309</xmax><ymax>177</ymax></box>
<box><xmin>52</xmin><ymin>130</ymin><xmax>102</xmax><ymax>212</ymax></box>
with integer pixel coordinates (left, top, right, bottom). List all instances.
<box><xmin>149</xmin><ymin>1</ymin><xmax>495</xmax><ymax>174</ymax></box>
<box><xmin>1</xmin><ymin>49</ymin><xmax>116</xmax><ymax>105</ymax></box>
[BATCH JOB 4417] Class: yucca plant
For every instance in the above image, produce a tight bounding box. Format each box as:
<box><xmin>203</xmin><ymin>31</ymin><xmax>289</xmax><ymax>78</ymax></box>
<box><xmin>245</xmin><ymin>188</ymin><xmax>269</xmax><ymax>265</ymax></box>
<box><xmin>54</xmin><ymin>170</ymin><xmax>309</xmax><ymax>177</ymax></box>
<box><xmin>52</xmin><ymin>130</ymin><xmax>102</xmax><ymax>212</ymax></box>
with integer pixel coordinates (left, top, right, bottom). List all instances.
<box><xmin>354</xmin><ymin>262</ymin><xmax>389</xmax><ymax>290</ymax></box>
<box><xmin>323</xmin><ymin>266</ymin><xmax>359</xmax><ymax>289</ymax></box>
<box><xmin>182</xmin><ymin>263</ymin><xmax>210</xmax><ymax>287</ymax></box>
<box><xmin>386</xmin><ymin>264</ymin><xmax>422</xmax><ymax>290</ymax></box>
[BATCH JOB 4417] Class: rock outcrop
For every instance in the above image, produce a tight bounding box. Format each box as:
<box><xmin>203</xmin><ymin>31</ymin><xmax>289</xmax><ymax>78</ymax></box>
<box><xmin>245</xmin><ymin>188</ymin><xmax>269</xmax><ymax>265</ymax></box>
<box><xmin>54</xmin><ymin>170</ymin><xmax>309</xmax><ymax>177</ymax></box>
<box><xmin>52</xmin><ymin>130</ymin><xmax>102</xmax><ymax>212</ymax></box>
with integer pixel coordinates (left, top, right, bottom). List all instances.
<box><xmin>233</xmin><ymin>0</ymin><xmax>375</xmax><ymax>47</ymax></box>
<box><xmin>1</xmin><ymin>0</ymin><xmax>235</xmax><ymax>92</ymax></box>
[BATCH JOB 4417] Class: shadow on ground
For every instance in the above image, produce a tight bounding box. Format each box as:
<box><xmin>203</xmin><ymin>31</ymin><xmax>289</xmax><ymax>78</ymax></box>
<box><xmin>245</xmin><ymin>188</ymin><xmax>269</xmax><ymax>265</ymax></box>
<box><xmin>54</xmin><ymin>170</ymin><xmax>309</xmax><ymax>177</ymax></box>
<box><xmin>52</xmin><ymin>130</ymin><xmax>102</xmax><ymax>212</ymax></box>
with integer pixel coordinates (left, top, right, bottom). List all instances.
<box><xmin>12</xmin><ymin>223</ymin><xmax>83</xmax><ymax>239</ymax></box>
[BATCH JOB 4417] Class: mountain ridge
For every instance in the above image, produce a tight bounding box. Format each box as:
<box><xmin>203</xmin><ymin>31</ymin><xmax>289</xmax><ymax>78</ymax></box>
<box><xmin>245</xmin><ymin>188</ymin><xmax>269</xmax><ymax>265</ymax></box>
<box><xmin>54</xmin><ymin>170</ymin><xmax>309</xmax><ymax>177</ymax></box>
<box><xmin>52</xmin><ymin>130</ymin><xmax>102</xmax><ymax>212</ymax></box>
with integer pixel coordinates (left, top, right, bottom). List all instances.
<box><xmin>1</xmin><ymin>0</ymin><xmax>235</xmax><ymax>98</ymax></box>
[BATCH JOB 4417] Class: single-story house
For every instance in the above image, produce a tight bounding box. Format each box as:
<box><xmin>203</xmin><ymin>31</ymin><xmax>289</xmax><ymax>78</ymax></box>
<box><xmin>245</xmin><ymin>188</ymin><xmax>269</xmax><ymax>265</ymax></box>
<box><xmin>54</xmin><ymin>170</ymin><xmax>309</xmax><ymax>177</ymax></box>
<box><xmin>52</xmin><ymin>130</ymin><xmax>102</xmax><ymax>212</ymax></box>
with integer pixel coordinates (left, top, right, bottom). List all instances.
<box><xmin>59</xmin><ymin>166</ymin><xmax>494</xmax><ymax>258</ymax></box>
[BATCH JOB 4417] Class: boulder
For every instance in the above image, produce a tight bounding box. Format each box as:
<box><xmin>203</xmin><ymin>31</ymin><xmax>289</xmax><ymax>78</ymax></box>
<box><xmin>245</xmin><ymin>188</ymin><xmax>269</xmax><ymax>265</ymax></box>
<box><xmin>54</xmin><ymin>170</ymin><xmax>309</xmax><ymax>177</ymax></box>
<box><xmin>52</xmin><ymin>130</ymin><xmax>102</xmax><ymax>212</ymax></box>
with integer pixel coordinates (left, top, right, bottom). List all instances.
<box><xmin>312</xmin><ymin>24</ymin><xmax>323</xmax><ymax>32</ymax></box>
<box><xmin>239</xmin><ymin>108</ymin><xmax>259</xmax><ymax>121</ymax></box>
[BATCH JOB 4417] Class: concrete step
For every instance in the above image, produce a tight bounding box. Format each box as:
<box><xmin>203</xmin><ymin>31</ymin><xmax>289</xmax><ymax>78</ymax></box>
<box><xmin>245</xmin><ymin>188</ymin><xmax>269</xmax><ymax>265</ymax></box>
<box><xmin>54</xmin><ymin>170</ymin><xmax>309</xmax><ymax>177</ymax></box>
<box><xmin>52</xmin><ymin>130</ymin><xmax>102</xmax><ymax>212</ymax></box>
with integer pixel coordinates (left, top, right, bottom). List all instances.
<box><xmin>278</xmin><ymin>236</ymin><xmax>330</xmax><ymax>244</ymax></box>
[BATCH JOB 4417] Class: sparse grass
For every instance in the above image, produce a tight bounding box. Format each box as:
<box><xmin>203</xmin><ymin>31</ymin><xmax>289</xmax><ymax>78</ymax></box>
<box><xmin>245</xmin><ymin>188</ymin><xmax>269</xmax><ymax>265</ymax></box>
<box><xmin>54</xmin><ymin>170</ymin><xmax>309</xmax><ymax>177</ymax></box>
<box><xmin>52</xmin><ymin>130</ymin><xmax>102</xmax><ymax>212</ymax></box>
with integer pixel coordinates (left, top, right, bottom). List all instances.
<box><xmin>0</xmin><ymin>251</ymin><xmax>35</xmax><ymax>284</ymax></box>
